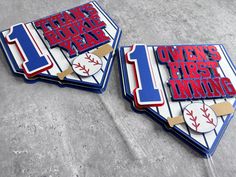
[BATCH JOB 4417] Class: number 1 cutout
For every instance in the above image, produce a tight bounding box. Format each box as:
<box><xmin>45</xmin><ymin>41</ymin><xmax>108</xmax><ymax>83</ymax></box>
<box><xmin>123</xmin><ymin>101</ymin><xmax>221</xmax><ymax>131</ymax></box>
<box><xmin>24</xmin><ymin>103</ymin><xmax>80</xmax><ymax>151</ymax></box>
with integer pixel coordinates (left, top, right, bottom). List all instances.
<box><xmin>6</xmin><ymin>23</ymin><xmax>52</xmax><ymax>78</ymax></box>
<box><xmin>126</xmin><ymin>44</ymin><xmax>164</xmax><ymax>108</ymax></box>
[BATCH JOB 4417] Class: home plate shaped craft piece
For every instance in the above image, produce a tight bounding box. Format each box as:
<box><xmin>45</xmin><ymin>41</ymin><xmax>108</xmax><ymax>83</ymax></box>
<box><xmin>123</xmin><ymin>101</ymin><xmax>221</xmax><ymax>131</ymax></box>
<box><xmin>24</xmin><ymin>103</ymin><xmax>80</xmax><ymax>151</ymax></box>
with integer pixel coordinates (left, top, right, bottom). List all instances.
<box><xmin>119</xmin><ymin>44</ymin><xmax>236</xmax><ymax>156</ymax></box>
<box><xmin>0</xmin><ymin>1</ymin><xmax>122</xmax><ymax>93</ymax></box>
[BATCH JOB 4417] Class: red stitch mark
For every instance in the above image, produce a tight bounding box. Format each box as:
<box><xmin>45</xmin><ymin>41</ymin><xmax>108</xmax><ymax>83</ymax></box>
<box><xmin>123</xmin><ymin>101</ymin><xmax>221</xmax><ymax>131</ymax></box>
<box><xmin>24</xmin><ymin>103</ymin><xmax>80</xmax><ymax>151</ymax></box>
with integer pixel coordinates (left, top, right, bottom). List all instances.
<box><xmin>185</xmin><ymin>109</ymin><xmax>200</xmax><ymax>131</ymax></box>
<box><xmin>200</xmin><ymin>104</ymin><xmax>216</xmax><ymax>127</ymax></box>
<box><xmin>73</xmin><ymin>63</ymin><xmax>90</xmax><ymax>76</ymax></box>
<box><xmin>84</xmin><ymin>53</ymin><xmax>102</xmax><ymax>66</ymax></box>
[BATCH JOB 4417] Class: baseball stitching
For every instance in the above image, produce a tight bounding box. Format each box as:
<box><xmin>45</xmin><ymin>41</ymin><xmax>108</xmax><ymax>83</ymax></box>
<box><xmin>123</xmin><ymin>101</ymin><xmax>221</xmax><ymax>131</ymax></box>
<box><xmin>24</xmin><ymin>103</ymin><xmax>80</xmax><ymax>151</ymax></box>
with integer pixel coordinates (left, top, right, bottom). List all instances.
<box><xmin>85</xmin><ymin>53</ymin><xmax>102</xmax><ymax>66</ymax></box>
<box><xmin>200</xmin><ymin>104</ymin><xmax>216</xmax><ymax>127</ymax></box>
<box><xmin>185</xmin><ymin>109</ymin><xmax>200</xmax><ymax>131</ymax></box>
<box><xmin>73</xmin><ymin>63</ymin><xmax>90</xmax><ymax>76</ymax></box>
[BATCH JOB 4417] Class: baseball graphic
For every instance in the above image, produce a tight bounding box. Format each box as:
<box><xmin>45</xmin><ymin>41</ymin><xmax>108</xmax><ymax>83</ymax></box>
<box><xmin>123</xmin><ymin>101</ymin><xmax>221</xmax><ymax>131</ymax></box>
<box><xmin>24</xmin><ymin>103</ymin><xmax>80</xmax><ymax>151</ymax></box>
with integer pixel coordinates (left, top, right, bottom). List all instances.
<box><xmin>72</xmin><ymin>53</ymin><xmax>103</xmax><ymax>77</ymax></box>
<box><xmin>183</xmin><ymin>103</ymin><xmax>218</xmax><ymax>133</ymax></box>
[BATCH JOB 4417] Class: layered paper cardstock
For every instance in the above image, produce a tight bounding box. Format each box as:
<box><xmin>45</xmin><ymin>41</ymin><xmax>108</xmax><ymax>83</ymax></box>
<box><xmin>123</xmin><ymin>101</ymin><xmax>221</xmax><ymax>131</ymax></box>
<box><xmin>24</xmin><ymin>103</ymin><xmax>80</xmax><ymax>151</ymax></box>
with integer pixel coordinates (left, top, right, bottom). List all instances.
<box><xmin>0</xmin><ymin>1</ymin><xmax>121</xmax><ymax>93</ymax></box>
<box><xmin>119</xmin><ymin>44</ymin><xmax>236</xmax><ymax>156</ymax></box>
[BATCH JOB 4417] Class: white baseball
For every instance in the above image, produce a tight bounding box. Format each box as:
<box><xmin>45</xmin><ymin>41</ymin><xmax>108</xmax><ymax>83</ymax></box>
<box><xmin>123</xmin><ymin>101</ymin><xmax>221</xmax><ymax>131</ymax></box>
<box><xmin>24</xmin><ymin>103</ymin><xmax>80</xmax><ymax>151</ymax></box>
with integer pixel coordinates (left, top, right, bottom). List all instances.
<box><xmin>72</xmin><ymin>53</ymin><xmax>102</xmax><ymax>77</ymax></box>
<box><xmin>183</xmin><ymin>103</ymin><xmax>218</xmax><ymax>133</ymax></box>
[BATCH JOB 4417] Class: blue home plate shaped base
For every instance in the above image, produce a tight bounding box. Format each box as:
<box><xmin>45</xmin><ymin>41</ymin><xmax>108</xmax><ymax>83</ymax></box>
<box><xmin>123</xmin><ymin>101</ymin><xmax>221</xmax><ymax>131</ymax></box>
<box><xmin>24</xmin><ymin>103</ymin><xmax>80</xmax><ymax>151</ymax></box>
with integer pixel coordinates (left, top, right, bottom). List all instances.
<box><xmin>118</xmin><ymin>44</ymin><xmax>236</xmax><ymax>156</ymax></box>
<box><xmin>0</xmin><ymin>1</ymin><xmax>122</xmax><ymax>93</ymax></box>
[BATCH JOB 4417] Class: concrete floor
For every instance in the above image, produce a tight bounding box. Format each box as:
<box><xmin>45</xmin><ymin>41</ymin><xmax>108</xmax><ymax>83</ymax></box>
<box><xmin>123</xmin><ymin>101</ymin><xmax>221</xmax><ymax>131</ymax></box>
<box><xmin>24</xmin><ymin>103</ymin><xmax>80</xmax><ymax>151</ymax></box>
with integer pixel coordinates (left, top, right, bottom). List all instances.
<box><xmin>0</xmin><ymin>0</ymin><xmax>236</xmax><ymax>177</ymax></box>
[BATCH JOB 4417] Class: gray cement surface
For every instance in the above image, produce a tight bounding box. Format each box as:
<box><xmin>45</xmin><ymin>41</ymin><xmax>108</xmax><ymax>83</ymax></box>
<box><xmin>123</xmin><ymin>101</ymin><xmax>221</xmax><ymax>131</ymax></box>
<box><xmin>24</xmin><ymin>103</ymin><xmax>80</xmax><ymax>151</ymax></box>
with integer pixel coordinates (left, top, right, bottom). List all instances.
<box><xmin>0</xmin><ymin>0</ymin><xmax>236</xmax><ymax>177</ymax></box>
